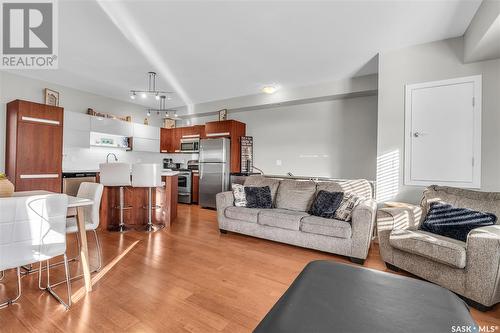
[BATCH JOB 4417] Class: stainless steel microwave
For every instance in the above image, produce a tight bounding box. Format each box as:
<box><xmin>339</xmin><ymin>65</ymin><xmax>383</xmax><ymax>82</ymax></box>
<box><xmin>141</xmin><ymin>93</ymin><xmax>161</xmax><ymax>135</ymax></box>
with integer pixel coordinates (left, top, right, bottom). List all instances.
<box><xmin>179</xmin><ymin>138</ymin><xmax>200</xmax><ymax>153</ymax></box>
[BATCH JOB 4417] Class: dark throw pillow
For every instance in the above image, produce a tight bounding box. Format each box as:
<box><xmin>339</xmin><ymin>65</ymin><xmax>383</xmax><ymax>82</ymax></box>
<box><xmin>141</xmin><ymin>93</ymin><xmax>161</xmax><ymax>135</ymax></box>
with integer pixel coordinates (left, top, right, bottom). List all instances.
<box><xmin>245</xmin><ymin>186</ymin><xmax>273</xmax><ymax>209</ymax></box>
<box><xmin>420</xmin><ymin>202</ymin><xmax>497</xmax><ymax>242</ymax></box>
<box><xmin>309</xmin><ymin>190</ymin><xmax>344</xmax><ymax>219</ymax></box>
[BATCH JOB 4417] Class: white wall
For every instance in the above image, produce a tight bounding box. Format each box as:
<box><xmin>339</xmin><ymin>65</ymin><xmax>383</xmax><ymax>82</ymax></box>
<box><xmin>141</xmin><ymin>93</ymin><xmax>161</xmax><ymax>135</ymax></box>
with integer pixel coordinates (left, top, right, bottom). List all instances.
<box><xmin>0</xmin><ymin>71</ymin><xmax>168</xmax><ymax>172</ymax></box>
<box><xmin>185</xmin><ymin>96</ymin><xmax>378</xmax><ymax>180</ymax></box>
<box><xmin>377</xmin><ymin>37</ymin><xmax>500</xmax><ymax>204</ymax></box>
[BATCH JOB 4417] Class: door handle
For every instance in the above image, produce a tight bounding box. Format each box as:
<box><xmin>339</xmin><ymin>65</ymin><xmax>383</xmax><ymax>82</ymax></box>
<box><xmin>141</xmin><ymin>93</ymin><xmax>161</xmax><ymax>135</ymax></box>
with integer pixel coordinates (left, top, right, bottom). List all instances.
<box><xmin>412</xmin><ymin>131</ymin><xmax>427</xmax><ymax>138</ymax></box>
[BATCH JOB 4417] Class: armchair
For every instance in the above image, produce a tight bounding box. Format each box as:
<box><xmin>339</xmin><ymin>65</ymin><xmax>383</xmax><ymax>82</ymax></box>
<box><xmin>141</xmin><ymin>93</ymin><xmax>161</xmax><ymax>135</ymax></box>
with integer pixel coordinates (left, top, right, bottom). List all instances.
<box><xmin>377</xmin><ymin>186</ymin><xmax>500</xmax><ymax>311</ymax></box>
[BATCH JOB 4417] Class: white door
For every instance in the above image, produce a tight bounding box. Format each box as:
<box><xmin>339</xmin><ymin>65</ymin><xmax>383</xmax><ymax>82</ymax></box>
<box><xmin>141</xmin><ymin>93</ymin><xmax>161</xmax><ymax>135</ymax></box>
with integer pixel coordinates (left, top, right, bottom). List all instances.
<box><xmin>404</xmin><ymin>75</ymin><xmax>481</xmax><ymax>188</ymax></box>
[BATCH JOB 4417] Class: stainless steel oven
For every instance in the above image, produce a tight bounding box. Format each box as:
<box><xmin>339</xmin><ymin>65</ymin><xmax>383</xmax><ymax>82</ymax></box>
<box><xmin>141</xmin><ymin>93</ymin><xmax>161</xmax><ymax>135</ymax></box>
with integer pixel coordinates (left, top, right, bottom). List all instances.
<box><xmin>177</xmin><ymin>170</ymin><xmax>192</xmax><ymax>204</ymax></box>
<box><xmin>179</xmin><ymin>138</ymin><xmax>200</xmax><ymax>153</ymax></box>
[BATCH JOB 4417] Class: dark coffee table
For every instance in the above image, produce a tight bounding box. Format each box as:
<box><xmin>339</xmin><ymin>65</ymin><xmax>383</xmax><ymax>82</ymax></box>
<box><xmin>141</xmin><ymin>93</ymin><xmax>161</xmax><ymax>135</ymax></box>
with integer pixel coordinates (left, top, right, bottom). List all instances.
<box><xmin>255</xmin><ymin>261</ymin><xmax>476</xmax><ymax>333</ymax></box>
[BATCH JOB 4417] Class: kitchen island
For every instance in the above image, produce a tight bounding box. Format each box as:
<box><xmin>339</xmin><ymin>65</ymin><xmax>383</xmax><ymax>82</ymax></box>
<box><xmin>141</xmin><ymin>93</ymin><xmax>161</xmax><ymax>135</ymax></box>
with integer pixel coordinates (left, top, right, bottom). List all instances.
<box><xmin>99</xmin><ymin>171</ymin><xmax>178</xmax><ymax>230</ymax></box>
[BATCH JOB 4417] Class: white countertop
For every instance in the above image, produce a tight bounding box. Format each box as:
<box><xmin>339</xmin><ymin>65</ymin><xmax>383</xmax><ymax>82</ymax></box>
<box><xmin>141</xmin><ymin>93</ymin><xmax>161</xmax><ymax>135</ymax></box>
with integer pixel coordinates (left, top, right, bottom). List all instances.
<box><xmin>63</xmin><ymin>170</ymin><xmax>179</xmax><ymax>176</ymax></box>
<box><xmin>161</xmin><ymin>171</ymin><xmax>179</xmax><ymax>176</ymax></box>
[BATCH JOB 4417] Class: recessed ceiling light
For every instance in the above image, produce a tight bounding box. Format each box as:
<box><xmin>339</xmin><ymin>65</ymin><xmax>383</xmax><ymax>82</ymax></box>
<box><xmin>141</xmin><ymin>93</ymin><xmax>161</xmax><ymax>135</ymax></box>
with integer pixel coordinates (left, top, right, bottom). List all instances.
<box><xmin>155</xmin><ymin>93</ymin><xmax>160</xmax><ymax>100</ymax></box>
<box><xmin>130</xmin><ymin>92</ymin><xmax>136</xmax><ymax>99</ymax></box>
<box><xmin>262</xmin><ymin>85</ymin><xmax>278</xmax><ymax>94</ymax></box>
<box><xmin>141</xmin><ymin>92</ymin><xmax>147</xmax><ymax>99</ymax></box>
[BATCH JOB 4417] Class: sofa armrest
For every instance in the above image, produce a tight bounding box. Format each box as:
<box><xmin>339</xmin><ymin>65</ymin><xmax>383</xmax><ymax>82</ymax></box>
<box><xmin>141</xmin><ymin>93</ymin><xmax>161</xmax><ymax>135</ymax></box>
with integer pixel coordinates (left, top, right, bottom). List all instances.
<box><xmin>216</xmin><ymin>191</ymin><xmax>234</xmax><ymax>227</ymax></box>
<box><xmin>377</xmin><ymin>204</ymin><xmax>423</xmax><ymax>233</ymax></box>
<box><xmin>350</xmin><ymin>199</ymin><xmax>377</xmax><ymax>259</ymax></box>
<box><xmin>465</xmin><ymin>225</ymin><xmax>500</xmax><ymax>306</ymax></box>
<box><xmin>376</xmin><ymin>204</ymin><xmax>422</xmax><ymax>264</ymax></box>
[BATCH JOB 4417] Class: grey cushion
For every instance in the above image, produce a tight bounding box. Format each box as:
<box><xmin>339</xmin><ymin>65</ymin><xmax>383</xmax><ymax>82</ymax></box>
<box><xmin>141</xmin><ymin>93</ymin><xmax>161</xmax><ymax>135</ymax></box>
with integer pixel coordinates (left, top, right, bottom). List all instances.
<box><xmin>244</xmin><ymin>176</ymin><xmax>281</xmax><ymax>204</ymax></box>
<box><xmin>389</xmin><ymin>229</ymin><xmax>467</xmax><ymax>269</ymax></box>
<box><xmin>301</xmin><ymin>216</ymin><xmax>352</xmax><ymax>239</ymax></box>
<box><xmin>258</xmin><ymin>209</ymin><xmax>309</xmax><ymax>231</ymax></box>
<box><xmin>317</xmin><ymin>179</ymin><xmax>373</xmax><ymax>199</ymax></box>
<box><xmin>276</xmin><ymin>180</ymin><xmax>317</xmax><ymax>211</ymax></box>
<box><xmin>225</xmin><ymin>206</ymin><xmax>261</xmax><ymax>223</ymax></box>
<box><xmin>316</xmin><ymin>181</ymin><xmax>344</xmax><ymax>194</ymax></box>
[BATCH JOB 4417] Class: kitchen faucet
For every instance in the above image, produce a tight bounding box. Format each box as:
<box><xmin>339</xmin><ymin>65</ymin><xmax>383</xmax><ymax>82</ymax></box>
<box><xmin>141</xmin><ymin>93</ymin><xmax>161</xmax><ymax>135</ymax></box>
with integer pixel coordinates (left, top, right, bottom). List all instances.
<box><xmin>106</xmin><ymin>153</ymin><xmax>118</xmax><ymax>163</ymax></box>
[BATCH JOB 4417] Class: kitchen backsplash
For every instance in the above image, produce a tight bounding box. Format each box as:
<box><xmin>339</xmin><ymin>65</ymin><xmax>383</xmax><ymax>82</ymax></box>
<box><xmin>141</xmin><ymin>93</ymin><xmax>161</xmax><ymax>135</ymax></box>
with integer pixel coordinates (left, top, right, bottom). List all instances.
<box><xmin>63</xmin><ymin>147</ymin><xmax>198</xmax><ymax>171</ymax></box>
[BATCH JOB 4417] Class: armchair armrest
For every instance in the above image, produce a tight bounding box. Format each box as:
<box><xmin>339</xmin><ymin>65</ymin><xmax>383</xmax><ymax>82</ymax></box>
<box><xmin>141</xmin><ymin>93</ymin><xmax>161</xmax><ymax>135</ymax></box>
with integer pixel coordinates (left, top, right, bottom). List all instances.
<box><xmin>377</xmin><ymin>204</ymin><xmax>423</xmax><ymax>233</ymax></box>
<box><xmin>376</xmin><ymin>203</ymin><xmax>422</xmax><ymax>264</ymax></box>
<box><xmin>465</xmin><ymin>225</ymin><xmax>500</xmax><ymax>307</ymax></box>
<box><xmin>350</xmin><ymin>199</ymin><xmax>377</xmax><ymax>259</ymax></box>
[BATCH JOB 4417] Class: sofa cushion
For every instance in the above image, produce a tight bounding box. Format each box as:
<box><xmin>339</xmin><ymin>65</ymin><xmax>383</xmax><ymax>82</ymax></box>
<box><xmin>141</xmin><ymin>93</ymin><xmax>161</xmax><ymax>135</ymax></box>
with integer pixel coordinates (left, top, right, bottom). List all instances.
<box><xmin>422</xmin><ymin>185</ymin><xmax>500</xmax><ymax>224</ymax></box>
<box><xmin>309</xmin><ymin>190</ymin><xmax>344</xmax><ymax>219</ymax></box>
<box><xmin>244</xmin><ymin>176</ymin><xmax>281</xmax><ymax>204</ymax></box>
<box><xmin>225</xmin><ymin>206</ymin><xmax>261</xmax><ymax>223</ymax></box>
<box><xmin>245</xmin><ymin>186</ymin><xmax>273</xmax><ymax>209</ymax></box>
<box><xmin>420</xmin><ymin>202</ymin><xmax>496</xmax><ymax>242</ymax></box>
<box><xmin>334</xmin><ymin>193</ymin><xmax>362</xmax><ymax>222</ymax></box>
<box><xmin>316</xmin><ymin>179</ymin><xmax>373</xmax><ymax>199</ymax></box>
<box><xmin>276</xmin><ymin>180</ymin><xmax>317</xmax><ymax>211</ymax></box>
<box><xmin>389</xmin><ymin>229</ymin><xmax>467</xmax><ymax>269</ymax></box>
<box><xmin>232</xmin><ymin>184</ymin><xmax>247</xmax><ymax>207</ymax></box>
<box><xmin>258</xmin><ymin>209</ymin><xmax>309</xmax><ymax>230</ymax></box>
<box><xmin>300</xmin><ymin>216</ymin><xmax>352</xmax><ymax>239</ymax></box>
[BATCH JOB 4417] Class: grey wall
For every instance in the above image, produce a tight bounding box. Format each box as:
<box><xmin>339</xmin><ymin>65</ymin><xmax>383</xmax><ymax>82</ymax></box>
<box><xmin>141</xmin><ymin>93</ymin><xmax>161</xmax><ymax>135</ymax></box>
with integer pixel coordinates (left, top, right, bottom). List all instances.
<box><xmin>377</xmin><ymin>37</ymin><xmax>500</xmax><ymax>203</ymax></box>
<box><xmin>187</xmin><ymin>96</ymin><xmax>378</xmax><ymax>180</ymax></box>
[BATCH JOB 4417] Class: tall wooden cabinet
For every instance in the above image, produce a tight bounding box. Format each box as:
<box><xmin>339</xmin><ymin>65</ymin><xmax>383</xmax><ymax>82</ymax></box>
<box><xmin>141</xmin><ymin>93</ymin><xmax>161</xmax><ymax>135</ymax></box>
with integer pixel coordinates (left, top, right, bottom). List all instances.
<box><xmin>6</xmin><ymin>100</ymin><xmax>64</xmax><ymax>192</ymax></box>
<box><xmin>205</xmin><ymin>120</ymin><xmax>246</xmax><ymax>173</ymax></box>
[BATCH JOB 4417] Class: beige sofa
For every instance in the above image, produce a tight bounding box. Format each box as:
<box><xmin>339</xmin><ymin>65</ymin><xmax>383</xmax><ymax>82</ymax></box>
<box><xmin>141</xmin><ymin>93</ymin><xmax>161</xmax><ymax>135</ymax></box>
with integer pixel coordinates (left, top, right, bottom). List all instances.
<box><xmin>377</xmin><ymin>185</ymin><xmax>500</xmax><ymax>311</ymax></box>
<box><xmin>216</xmin><ymin>176</ymin><xmax>377</xmax><ymax>264</ymax></box>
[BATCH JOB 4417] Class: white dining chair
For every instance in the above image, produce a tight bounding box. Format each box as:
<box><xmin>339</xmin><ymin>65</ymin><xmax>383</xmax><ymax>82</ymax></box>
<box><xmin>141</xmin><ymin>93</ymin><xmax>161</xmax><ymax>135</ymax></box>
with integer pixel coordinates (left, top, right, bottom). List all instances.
<box><xmin>66</xmin><ymin>182</ymin><xmax>104</xmax><ymax>271</ymax></box>
<box><xmin>0</xmin><ymin>194</ymin><xmax>71</xmax><ymax>309</ymax></box>
<box><xmin>45</xmin><ymin>182</ymin><xmax>104</xmax><ymax>288</ymax></box>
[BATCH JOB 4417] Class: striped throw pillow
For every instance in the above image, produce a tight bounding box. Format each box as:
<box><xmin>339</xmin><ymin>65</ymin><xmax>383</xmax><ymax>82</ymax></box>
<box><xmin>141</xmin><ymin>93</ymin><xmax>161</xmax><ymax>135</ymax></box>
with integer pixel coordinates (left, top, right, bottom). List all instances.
<box><xmin>420</xmin><ymin>202</ymin><xmax>496</xmax><ymax>242</ymax></box>
<box><xmin>334</xmin><ymin>193</ymin><xmax>362</xmax><ymax>222</ymax></box>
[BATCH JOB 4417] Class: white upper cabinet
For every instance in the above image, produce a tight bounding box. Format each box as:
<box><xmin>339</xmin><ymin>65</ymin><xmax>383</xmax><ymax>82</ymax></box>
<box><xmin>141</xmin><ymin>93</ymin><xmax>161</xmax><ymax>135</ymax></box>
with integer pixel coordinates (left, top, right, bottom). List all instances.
<box><xmin>90</xmin><ymin>117</ymin><xmax>133</xmax><ymax>137</ymax></box>
<box><xmin>63</xmin><ymin>111</ymin><xmax>91</xmax><ymax>149</ymax></box>
<box><xmin>132</xmin><ymin>138</ymin><xmax>160</xmax><ymax>153</ymax></box>
<box><xmin>133</xmin><ymin>123</ymin><xmax>160</xmax><ymax>140</ymax></box>
<box><xmin>404</xmin><ymin>75</ymin><xmax>482</xmax><ymax>188</ymax></box>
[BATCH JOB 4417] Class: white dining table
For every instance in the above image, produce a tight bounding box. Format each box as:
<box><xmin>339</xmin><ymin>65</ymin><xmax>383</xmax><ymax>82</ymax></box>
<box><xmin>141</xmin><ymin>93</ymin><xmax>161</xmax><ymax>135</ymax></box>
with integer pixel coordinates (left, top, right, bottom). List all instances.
<box><xmin>13</xmin><ymin>190</ymin><xmax>94</xmax><ymax>293</ymax></box>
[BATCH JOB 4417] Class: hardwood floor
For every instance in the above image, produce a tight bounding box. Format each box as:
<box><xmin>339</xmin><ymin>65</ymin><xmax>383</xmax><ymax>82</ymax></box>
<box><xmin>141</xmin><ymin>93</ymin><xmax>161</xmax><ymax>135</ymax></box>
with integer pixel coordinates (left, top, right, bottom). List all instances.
<box><xmin>1</xmin><ymin>204</ymin><xmax>499</xmax><ymax>332</ymax></box>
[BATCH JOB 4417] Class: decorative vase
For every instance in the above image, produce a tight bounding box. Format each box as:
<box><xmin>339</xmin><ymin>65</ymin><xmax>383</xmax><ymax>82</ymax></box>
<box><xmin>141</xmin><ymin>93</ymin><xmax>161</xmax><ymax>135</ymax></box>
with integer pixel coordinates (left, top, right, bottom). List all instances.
<box><xmin>0</xmin><ymin>178</ymin><xmax>14</xmax><ymax>197</ymax></box>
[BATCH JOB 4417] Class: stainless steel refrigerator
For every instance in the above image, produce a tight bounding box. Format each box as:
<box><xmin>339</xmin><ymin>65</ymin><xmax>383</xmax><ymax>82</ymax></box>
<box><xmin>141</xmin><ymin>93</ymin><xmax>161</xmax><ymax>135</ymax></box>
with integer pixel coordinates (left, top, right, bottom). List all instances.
<box><xmin>199</xmin><ymin>138</ymin><xmax>231</xmax><ymax>209</ymax></box>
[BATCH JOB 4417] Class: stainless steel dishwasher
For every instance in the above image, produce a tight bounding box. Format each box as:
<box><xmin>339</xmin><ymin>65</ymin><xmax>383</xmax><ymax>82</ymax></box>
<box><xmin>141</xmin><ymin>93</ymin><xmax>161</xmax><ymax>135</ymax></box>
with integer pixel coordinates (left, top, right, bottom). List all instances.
<box><xmin>62</xmin><ymin>172</ymin><xmax>98</xmax><ymax>196</ymax></box>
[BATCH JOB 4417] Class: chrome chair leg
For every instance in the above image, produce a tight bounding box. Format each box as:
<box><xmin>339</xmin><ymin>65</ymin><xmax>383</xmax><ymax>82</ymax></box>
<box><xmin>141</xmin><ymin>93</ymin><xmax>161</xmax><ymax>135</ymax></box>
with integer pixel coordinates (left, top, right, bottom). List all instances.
<box><xmin>42</xmin><ymin>254</ymin><xmax>72</xmax><ymax>309</ymax></box>
<box><xmin>0</xmin><ymin>267</ymin><xmax>22</xmax><ymax>308</ymax></box>
<box><xmin>48</xmin><ymin>230</ymin><xmax>102</xmax><ymax>288</ymax></box>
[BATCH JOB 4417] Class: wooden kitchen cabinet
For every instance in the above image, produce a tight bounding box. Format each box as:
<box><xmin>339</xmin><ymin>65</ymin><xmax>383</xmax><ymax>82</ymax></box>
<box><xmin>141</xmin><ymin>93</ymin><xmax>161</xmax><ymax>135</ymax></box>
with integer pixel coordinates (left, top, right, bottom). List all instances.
<box><xmin>6</xmin><ymin>100</ymin><xmax>64</xmax><ymax>192</ymax></box>
<box><xmin>172</xmin><ymin>128</ymin><xmax>183</xmax><ymax>152</ymax></box>
<box><xmin>160</xmin><ymin>128</ymin><xmax>173</xmax><ymax>153</ymax></box>
<box><xmin>204</xmin><ymin>120</ymin><xmax>246</xmax><ymax>173</ymax></box>
<box><xmin>192</xmin><ymin>172</ymin><xmax>199</xmax><ymax>204</ymax></box>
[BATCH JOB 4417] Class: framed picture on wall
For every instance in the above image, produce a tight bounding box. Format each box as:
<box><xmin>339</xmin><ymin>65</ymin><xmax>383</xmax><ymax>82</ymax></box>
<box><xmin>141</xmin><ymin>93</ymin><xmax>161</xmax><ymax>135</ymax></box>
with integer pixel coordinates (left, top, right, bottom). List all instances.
<box><xmin>218</xmin><ymin>109</ymin><xmax>228</xmax><ymax>121</ymax></box>
<box><xmin>163</xmin><ymin>117</ymin><xmax>176</xmax><ymax>128</ymax></box>
<box><xmin>44</xmin><ymin>88</ymin><xmax>60</xmax><ymax>106</ymax></box>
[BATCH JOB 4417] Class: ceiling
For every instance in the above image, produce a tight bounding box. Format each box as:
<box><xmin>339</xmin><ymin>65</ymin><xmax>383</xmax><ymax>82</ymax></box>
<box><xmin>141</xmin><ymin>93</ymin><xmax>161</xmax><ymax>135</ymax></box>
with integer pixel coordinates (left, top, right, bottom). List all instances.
<box><xmin>9</xmin><ymin>0</ymin><xmax>481</xmax><ymax>112</ymax></box>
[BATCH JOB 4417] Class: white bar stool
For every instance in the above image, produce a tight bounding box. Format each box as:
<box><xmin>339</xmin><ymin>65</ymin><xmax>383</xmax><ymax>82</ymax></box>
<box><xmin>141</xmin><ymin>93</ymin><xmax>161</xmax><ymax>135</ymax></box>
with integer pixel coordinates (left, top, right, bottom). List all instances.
<box><xmin>99</xmin><ymin>162</ymin><xmax>131</xmax><ymax>232</ymax></box>
<box><xmin>132</xmin><ymin>163</ymin><xmax>163</xmax><ymax>232</ymax></box>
